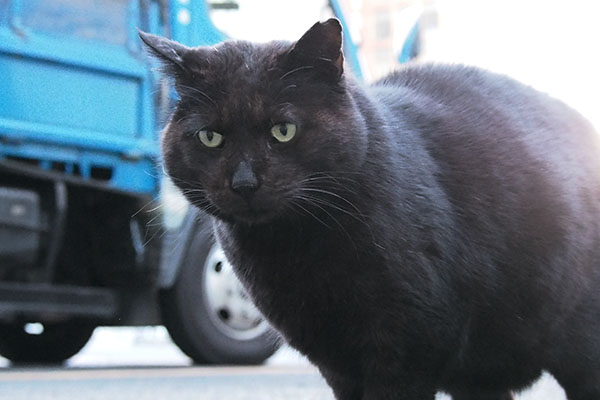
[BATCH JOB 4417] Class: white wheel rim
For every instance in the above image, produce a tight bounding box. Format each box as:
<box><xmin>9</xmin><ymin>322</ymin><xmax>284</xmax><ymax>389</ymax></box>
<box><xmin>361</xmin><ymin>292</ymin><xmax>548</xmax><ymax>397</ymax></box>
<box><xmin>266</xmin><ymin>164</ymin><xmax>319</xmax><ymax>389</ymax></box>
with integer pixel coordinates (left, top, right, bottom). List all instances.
<box><xmin>202</xmin><ymin>244</ymin><xmax>270</xmax><ymax>341</ymax></box>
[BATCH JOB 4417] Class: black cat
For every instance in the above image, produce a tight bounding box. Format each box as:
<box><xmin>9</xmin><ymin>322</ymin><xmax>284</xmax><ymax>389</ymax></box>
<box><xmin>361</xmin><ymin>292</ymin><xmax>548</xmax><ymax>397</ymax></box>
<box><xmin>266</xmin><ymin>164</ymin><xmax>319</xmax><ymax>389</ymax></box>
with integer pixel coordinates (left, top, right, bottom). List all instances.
<box><xmin>140</xmin><ymin>19</ymin><xmax>600</xmax><ymax>400</ymax></box>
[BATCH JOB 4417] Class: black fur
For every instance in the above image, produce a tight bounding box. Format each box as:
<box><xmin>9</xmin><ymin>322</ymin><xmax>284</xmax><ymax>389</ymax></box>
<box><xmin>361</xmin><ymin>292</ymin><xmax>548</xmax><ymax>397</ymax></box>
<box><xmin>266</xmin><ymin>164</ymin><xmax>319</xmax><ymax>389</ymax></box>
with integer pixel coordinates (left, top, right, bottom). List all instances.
<box><xmin>141</xmin><ymin>19</ymin><xmax>600</xmax><ymax>400</ymax></box>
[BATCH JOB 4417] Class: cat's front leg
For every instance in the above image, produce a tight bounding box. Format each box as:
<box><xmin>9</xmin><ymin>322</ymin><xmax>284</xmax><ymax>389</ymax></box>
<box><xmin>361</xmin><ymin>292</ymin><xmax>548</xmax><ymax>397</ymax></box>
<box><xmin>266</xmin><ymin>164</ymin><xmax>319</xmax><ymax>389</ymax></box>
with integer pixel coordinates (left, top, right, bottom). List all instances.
<box><xmin>318</xmin><ymin>366</ymin><xmax>362</xmax><ymax>400</ymax></box>
<box><xmin>448</xmin><ymin>390</ymin><xmax>514</xmax><ymax>400</ymax></box>
<box><xmin>361</xmin><ymin>373</ymin><xmax>436</xmax><ymax>400</ymax></box>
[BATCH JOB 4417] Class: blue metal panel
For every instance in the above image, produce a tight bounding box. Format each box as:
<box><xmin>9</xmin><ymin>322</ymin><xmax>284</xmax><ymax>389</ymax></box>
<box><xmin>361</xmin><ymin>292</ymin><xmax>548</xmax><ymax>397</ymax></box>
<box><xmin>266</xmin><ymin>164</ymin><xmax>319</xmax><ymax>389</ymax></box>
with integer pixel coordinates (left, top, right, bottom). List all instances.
<box><xmin>0</xmin><ymin>0</ymin><xmax>160</xmax><ymax>194</ymax></box>
<box><xmin>0</xmin><ymin>27</ymin><xmax>148</xmax><ymax>77</ymax></box>
<box><xmin>399</xmin><ymin>21</ymin><xmax>420</xmax><ymax>64</ymax></box>
<box><xmin>0</xmin><ymin>0</ymin><xmax>284</xmax><ymax>195</ymax></box>
<box><xmin>0</xmin><ymin>117</ymin><xmax>158</xmax><ymax>157</ymax></box>
<box><xmin>0</xmin><ymin>0</ymin><xmax>9</xmax><ymax>24</ymax></box>
<box><xmin>0</xmin><ymin>52</ymin><xmax>141</xmax><ymax>139</ymax></box>
<box><xmin>170</xmin><ymin>0</ymin><xmax>226</xmax><ymax>46</ymax></box>
<box><xmin>19</xmin><ymin>0</ymin><xmax>130</xmax><ymax>46</ymax></box>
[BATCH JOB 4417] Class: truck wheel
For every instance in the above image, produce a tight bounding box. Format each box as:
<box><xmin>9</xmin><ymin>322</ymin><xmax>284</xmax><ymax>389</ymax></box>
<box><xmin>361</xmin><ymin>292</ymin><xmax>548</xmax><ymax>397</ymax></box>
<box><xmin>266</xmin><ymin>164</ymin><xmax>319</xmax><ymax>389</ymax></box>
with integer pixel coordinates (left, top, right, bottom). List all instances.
<box><xmin>160</xmin><ymin>223</ymin><xmax>280</xmax><ymax>365</ymax></box>
<box><xmin>0</xmin><ymin>320</ymin><xmax>95</xmax><ymax>364</ymax></box>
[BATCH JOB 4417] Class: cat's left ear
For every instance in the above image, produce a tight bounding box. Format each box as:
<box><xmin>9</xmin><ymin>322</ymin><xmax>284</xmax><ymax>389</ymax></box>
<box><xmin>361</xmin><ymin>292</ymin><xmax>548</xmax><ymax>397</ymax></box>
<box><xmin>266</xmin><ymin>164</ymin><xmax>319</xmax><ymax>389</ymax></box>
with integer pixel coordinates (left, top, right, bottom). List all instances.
<box><xmin>286</xmin><ymin>18</ymin><xmax>344</xmax><ymax>80</ymax></box>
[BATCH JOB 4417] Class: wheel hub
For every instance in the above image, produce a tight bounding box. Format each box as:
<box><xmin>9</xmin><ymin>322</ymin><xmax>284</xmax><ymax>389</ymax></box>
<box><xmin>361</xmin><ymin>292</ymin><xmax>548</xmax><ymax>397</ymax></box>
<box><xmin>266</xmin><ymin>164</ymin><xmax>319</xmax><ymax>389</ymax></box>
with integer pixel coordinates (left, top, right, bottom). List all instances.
<box><xmin>203</xmin><ymin>245</ymin><xmax>269</xmax><ymax>340</ymax></box>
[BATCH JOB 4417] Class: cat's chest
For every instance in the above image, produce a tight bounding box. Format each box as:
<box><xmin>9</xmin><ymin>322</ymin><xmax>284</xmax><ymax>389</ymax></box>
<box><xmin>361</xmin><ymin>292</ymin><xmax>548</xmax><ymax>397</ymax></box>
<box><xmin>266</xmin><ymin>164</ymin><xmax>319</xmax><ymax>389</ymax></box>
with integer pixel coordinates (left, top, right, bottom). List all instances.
<box><xmin>215</xmin><ymin>222</ymin><xmax>377</xmax><ymax>328</ymax></box>
<box><xmin>222</xmin><ymin>226</ymin><xmax>383</xmax><ymax>368</ymax></box>
<box><xmin>220</xmin><ymin>224</ymin><xmax>355</xmax><ymax>296</ymax></box>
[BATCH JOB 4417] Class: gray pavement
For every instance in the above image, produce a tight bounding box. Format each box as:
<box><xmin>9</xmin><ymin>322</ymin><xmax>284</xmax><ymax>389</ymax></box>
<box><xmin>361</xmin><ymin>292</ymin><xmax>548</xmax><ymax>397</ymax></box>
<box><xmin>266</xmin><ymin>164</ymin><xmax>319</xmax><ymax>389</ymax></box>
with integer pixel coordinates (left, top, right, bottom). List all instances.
<box><xmin>0</xmin><ymin>364</ymin><xmax>566</xmax><ymax>400</ymax></box>
<box><xmin>0</xmin><ymin>327</ymin><xmax>568</xmax><ymax>399</ymax></box>
<box><xmin>0</xmin><ymin>366</ymin><xmax>333</xmax><ymax>400</ymax></box>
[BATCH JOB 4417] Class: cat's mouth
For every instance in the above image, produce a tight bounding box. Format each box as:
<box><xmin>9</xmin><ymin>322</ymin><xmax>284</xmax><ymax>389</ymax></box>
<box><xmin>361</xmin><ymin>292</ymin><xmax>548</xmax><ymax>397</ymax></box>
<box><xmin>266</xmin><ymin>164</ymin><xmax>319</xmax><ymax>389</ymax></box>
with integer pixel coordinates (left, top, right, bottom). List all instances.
<box><xmin>214</xmin><ymin>201</ymin><xmax>282</xmax><ymax>224</ymax></box>
<box><xmin>197</xmin><ymin>186</ymin><xmax>288</xmax><ymax>224</ymax></box>
<box><xmin>209</xmin><ymin>195</ymin><xmax>281</xmax><ymax>224</ymax></box>
<box><xmin>233</xmin><ymin>208</ymin><xmax>278</xmax><ymax>223</ymax></box>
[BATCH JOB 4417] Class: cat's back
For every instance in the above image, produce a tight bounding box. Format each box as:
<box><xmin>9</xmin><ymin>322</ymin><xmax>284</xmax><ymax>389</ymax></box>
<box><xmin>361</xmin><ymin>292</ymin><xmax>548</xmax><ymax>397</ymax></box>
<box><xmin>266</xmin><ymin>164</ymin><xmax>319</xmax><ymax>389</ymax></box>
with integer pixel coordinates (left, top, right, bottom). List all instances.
<box><xmin>372</xmin><ymin>63</ymin><xmax>594</xmax><ymax>142</ymax></box>
<box><xmin>368</xmin><ymin>63</ymin><xmax>600</xmax><ymax>287</ymax></box>
<box><xmin>369</xmin><ymin>63</ymin><xmax>600</xmax><ymax>203</ymax></box>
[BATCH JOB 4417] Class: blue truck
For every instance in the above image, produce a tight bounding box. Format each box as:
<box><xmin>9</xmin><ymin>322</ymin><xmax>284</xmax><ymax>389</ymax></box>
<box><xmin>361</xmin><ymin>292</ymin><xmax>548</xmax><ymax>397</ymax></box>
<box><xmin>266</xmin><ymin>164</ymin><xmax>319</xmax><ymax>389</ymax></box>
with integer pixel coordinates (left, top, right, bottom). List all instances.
<box><xmin>0</xmin><ymin>0</ymin><xmax>362</xmax><ymax>364</ymax></box>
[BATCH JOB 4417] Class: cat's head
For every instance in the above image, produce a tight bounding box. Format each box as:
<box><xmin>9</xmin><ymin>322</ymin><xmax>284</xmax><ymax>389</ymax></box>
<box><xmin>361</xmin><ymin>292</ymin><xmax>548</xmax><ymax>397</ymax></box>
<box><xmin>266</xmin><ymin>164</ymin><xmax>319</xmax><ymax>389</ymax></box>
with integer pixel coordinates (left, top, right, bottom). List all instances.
<box><xmin>140</xmin><ymin>19</ymin><xmax>367</xmax><ymax>224</ymax></box>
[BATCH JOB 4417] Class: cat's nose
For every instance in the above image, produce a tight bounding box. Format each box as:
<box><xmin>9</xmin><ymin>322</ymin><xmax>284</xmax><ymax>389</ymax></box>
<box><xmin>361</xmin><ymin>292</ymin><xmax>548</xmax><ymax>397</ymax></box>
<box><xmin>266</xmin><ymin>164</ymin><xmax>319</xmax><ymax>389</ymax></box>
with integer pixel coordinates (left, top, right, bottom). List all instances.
<box><xmin>231</xmin><ymin>161</ymin><xmax>259</xmax><ymax>199</ymax></box>
<box><xmin>232</xmin><ymin>183</ymin><xmax>259</xmax><ymax>200</ymax></box>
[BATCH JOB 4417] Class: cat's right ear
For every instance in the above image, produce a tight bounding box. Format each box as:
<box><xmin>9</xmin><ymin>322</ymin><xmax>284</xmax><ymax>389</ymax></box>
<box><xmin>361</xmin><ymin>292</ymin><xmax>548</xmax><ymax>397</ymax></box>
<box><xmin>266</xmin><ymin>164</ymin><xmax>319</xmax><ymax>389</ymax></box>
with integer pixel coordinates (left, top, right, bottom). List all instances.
<box><xmin>138</xmin><ymin>30</ymin><xmax>193</xmax><ymax>78</ymax></box>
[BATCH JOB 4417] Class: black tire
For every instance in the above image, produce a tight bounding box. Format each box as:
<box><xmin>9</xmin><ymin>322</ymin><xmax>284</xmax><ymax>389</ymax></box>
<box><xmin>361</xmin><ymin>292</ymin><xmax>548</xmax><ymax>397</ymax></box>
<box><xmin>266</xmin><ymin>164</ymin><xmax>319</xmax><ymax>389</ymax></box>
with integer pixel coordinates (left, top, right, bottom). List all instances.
<box><xmin>160</xmin><ymin>220</ymin><xmax>280</xmax><ymax>365</ymax></box>
<box><xmin>0</xmin><ymin>320</ymin><xmax>96</xmax><ymax>364</ymax></box>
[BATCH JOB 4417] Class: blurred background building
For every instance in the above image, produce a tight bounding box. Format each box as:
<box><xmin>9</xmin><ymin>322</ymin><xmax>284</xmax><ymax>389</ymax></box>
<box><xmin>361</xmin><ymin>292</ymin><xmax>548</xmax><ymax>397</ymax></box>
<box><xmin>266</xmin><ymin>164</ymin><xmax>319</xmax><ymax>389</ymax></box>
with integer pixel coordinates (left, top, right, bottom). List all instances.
<box><xmin>337</xmin><ymin>0</ymin><xmax>434</xmax><ymax>79</ymax></box>
<box><xmin>330</xmin><ymin>0</ymin><xmax>600</xmax><ymax>128</ymax></box>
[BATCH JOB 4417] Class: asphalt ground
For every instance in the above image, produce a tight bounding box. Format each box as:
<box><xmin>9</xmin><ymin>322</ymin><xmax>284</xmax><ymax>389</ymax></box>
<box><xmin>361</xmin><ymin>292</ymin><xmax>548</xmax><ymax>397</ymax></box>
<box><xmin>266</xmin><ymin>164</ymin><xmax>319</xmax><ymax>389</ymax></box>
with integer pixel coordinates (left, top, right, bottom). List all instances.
<box><xmin>0</xmin><ymin>364</ymin><xmax>566</xmax><ymax>400</ymax></box>
<box><xmin>0</xmin><ymin>327</ymin><xmax>567</xmax><ymax>400</ymax></box>
<box><xmin>0</xmin><ymin>365</ymin><xmax>333</xmax><ymax>400</ymax></box>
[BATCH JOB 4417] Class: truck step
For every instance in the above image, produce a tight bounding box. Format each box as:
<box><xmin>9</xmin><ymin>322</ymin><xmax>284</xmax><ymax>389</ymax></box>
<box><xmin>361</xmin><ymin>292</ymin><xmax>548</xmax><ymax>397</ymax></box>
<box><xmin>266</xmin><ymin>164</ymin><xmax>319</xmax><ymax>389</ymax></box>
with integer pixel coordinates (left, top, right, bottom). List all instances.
<box><xmin>0</xmin><ymin>282</ymin><xmax>118</xmax><ymax>320</ymax></box>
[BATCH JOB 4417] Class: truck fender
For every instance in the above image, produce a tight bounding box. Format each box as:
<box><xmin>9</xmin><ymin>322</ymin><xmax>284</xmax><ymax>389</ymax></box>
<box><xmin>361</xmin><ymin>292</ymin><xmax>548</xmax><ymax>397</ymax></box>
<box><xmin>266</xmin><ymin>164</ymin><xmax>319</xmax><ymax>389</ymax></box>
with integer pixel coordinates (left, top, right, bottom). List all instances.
<box><xmin>158</xmin><ymin>208</ymin><xmax>212</xmax><ymax>288</ymax></box>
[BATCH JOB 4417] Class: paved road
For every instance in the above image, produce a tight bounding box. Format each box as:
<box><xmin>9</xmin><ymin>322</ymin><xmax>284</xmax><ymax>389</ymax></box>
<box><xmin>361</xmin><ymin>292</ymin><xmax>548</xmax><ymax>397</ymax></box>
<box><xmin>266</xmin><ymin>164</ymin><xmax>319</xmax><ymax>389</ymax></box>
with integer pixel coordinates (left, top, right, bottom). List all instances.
<box><xmin>0</xmin><ymin>365</ymin><xmax>334</xmax><ymax>400</ymax></box>
<box><xmin>0</xmin><ymin>364</ymin><xmax>566</xmax><ymax>400</ymax></box>
<box><xmin>0</xmin><ymin>327</ymin><xmax>568</xmax><ymax>399</ymax></box>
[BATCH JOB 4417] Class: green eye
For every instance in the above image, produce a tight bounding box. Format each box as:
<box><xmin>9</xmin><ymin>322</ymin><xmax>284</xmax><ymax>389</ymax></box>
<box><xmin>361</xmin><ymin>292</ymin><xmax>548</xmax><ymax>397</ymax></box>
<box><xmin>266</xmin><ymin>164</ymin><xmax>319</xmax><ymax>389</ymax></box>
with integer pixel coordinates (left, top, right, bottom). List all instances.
<box><xmin>196</xmin><ymin>130</ymin><xmax>223</xmax><ymax>148</ymax></box>
<box><xmin>271</xmin><ymin>123</ymin><xmax>297</xmax><ymax>143</ymax></box>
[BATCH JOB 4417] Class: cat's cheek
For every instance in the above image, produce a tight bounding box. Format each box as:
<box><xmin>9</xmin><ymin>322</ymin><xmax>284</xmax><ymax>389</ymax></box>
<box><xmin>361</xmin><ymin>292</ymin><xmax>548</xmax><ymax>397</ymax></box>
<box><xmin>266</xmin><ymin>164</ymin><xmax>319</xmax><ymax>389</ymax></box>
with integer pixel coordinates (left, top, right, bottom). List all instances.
<box><xmin>161</xmin><ymin>141</ymin><xmax>187</xmax><ymax>179</ymax></box>
<box><xmin>161</xmin><ymin>135</ymin><xmax>212</xmax><ymax>201</ymax></box>
<box><xmin>160</xmin><ymin>127</ymin><xmax>185</xmax><ymax>175</ymax></box>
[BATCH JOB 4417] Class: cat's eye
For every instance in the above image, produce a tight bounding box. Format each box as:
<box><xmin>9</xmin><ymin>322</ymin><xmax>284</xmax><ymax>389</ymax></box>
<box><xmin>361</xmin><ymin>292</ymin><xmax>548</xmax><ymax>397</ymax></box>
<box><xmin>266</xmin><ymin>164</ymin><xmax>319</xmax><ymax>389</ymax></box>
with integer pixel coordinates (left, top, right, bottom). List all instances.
<box><xmin>271</xmin><ymin>123</ymin><xmax>297</xmax><ymax>143</ymax></box>
<box><xmin>196</xmin><ymin>130</ymin><xmax>224</xmax><ymax>148</ymax></box>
